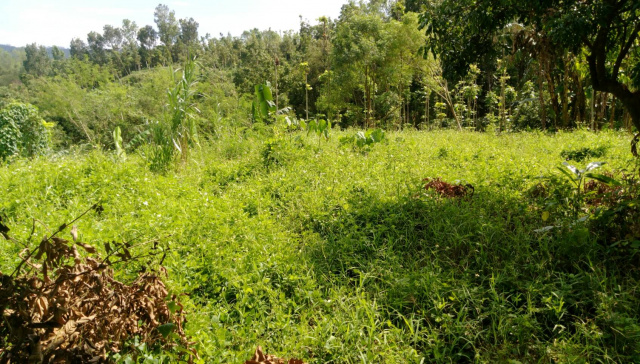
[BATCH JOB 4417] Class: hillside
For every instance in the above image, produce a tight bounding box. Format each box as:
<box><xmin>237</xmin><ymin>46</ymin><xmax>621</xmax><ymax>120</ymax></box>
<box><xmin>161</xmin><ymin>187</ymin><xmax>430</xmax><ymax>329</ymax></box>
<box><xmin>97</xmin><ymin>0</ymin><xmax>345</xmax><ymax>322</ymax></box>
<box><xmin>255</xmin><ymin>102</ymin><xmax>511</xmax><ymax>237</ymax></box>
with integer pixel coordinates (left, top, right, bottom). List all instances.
<box><xmin>0</xmin><ymin>43</ymin><xmax>70</xmax><ymax>57</ymax></box>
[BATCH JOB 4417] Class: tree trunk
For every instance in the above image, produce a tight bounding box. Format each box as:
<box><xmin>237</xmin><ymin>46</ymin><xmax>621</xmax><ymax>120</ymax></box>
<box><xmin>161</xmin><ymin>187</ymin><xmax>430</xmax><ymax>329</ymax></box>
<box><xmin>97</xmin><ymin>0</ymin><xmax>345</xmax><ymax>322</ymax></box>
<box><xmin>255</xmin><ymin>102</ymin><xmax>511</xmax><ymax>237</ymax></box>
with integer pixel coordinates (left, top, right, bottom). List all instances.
<box><xmin>424</xmin><ymin>90</ymin><xmax>429</xmax><ymax>128</ymax></box>
<box><xmin>544</xmin><ymin>70</ymin><xmax>560</xmax><ymax>129</ymax></box>
<box><xmin>570</xmin><ymin>68</ymin><xmax>586</xmax><ymax>125</ymax></box>
<box><xmin>274</xmin><ymin>58</ymin><xmax>279</xmax><ymax>111</ymax></box>
<box><xmin>364</xmin><ymin>65</ymin><xmax>370</xmax><ymax>128</ymax></box>
<box><xmin>538</xmin><ymin>61</ymin><xmax>547</xmax><ymax>130</ymax></box>
<box><xmin>609</xmin><ymin>97</ymin><xmax>617</xmax><ymax>129</ymax></box>
<box><xmin>623</xmin><ymin>110</ymin><xmax>632</xmax><ymax>133</ymax></box>
<box><xmin>598</xmin><ymin>92</ymin><xmax>608</xmax><ymax>129</ymax></box>
<box><xmin>562</xmin><ymin>54</ymin><xmax>570</xmax><ymax>128</ymax></box>
<box><xmin>586</xmin><ymin>19</ymin><xmax>640</xmax><ymax>134</ymax></box>
<box><xmin>590</xmin><ymin>89</ymin><xmax>596</xmax><ymax>130</ymax></box>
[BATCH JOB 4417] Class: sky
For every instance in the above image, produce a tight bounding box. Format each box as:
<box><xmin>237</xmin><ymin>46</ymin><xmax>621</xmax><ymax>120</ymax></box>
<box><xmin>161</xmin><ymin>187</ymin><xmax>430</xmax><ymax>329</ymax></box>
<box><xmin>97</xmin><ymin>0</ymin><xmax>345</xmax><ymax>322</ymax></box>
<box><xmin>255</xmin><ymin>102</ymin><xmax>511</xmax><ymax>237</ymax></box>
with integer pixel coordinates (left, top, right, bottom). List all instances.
<box><xmin>0</xmin><ymin>0</ymin><xmax>350</xmax><ymax>47</ymax></box>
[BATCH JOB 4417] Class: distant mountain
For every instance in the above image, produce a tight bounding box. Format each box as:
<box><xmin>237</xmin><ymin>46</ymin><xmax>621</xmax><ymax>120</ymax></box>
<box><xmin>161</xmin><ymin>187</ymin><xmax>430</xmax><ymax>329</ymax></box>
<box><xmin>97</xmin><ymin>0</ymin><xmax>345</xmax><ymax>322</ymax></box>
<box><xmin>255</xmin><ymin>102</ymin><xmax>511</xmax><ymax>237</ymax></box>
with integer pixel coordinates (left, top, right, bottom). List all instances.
<box><xmin>0</xmin><ymin>44</ymin><xmax>20</xmax><ymax>53</ymax></box>
<box><xmin>0</xmin><ymin>44</ymin><xmax>71</xmax><ymax>58</ymax></box>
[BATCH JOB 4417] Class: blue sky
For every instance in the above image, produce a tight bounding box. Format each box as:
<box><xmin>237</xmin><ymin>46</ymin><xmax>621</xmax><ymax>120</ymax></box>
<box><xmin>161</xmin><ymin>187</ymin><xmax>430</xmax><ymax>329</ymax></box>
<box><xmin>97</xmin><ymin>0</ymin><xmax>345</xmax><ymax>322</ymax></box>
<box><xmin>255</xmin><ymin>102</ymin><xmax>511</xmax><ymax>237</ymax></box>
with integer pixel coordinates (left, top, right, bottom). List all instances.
<box><xmin>0</xmin><ymin>0</ymin><xmax>349</xmax><ymax>47</ymax></box>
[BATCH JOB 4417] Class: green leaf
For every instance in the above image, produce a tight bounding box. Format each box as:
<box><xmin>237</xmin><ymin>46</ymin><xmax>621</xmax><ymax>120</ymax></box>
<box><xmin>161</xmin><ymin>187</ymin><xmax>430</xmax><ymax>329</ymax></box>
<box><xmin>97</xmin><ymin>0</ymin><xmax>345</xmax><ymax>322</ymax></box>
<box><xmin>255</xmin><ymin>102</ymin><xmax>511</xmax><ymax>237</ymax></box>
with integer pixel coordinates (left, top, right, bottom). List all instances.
<box><xmin>254</xmin><ymin>85</ymin><xmax>264</xmax><ymax>103</ymax></box>
<box><xmin>542</xmin><ymin>211</ymin><xmax>550</xmax><ymax>221</ymax></box>
<box><xmin>158</xmin><ymin>323</ymin><xmax>177</xmax><ymax>338</ymax></box>
<box><xmin>167</xmin><ymin>301</ymin><xmax>180</xmax><ymax>313</ymax></box>
<box><xmin>306</xmin><ymin>120</ymin><xmax>317</xmax><ymax>135</ymax></box>
<box><xmin>262</xmin><ymin>84</ymin><xmax>274</xmax><ymax>101</ymax></box>
<box><xmin>562</xmin><ymin>162</ymin><xmax>580</xmax><ymax>176</ymax></box>
<box><xmin>585</xmin><ymin>161</ymin><xmax>605</xmax><ymax>172</ymax></box>
<box><xmin>266</xmin><ymin>100</ymin><xmax>276</xmax><ymax>113</ymax></box>
<box><xmin>585</xmin><ymin>173</ymin><xmax>621</xmax><ymax>186</ymax></box>
<box><xmin>370</xmin><ymin>128</ymin><xmax>384</xmax><ymax>142</ymax></box>
<box><xmin>318</xmin><ymin>119</ymin><xmax>327</xmax><ymax>132</ymax></box>
<box><xmin>557</xmin><ymin>166</ymin><xmax>578</xmax><ymax>181</ymax></box>
<box><xmin>260</xmin><ymin>100</ymin><xmax>269</xmax><ymax>119</ymax></box>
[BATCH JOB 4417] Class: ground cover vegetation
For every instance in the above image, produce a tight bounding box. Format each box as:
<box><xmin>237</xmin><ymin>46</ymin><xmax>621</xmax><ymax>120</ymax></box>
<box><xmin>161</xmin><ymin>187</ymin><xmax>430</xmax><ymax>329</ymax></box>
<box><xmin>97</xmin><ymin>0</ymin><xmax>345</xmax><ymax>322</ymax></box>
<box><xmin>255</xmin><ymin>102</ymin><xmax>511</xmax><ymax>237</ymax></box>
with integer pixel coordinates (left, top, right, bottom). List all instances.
<box><xmin>1</xmin><ymin>129</ymin><xmax>639</xmax><ymax>362</ymax></box>
<box><xmin>1</xmin><ymin>0</ymin><xmax>640</xmax><ymax>362</ymax></box>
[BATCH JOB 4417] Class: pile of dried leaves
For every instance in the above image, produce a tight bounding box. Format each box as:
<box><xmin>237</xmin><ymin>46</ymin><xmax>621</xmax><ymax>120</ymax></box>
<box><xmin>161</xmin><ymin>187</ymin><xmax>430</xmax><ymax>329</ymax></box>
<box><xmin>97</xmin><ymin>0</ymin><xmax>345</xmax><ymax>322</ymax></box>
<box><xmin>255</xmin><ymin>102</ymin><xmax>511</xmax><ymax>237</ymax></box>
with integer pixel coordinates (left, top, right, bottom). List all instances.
<box><xmin>244</xmin><ymin>346</ymin><xmax>306</xmax><ymax>364</ymax></box>
<box><xmin>582</xmin><ymin>171</ymin><xmax>638</xmax><ymax>208</ymax></box>
<box><xmin>423</xmin><ymin>177</ymin><xmax>474</xmax><ymax>199</ymax></box>
<box><xmin>0</xmin><ymin>205</ymin><xmax>196</xmax><ymax>363</ymax></box>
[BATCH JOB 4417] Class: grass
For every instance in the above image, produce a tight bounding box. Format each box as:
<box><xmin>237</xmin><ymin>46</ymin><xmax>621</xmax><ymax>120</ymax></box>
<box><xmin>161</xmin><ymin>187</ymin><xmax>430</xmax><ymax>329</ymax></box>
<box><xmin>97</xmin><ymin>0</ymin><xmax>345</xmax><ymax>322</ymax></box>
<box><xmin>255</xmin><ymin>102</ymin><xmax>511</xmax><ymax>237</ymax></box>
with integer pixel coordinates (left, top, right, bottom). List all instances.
<box><xmin>1</xmin><ymin>129</ymin><xmax>639</xmax><ymax>363</ymax></box>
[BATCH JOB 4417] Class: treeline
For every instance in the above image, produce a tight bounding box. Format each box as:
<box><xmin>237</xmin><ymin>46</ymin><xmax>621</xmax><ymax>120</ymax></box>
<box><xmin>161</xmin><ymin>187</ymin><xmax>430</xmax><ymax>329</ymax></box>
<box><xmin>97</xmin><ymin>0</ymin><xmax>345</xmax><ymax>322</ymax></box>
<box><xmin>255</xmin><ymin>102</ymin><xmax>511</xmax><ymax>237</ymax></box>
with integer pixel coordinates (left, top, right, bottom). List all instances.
<box><xmin>1</xmin><ymin>0</ymin><xmax>638</xmax><ymax>146</ymax></box>
<box><xmin>420</xmin><ymin>0</ymin><xmax>640</xmax><ymax>133</ymax></box>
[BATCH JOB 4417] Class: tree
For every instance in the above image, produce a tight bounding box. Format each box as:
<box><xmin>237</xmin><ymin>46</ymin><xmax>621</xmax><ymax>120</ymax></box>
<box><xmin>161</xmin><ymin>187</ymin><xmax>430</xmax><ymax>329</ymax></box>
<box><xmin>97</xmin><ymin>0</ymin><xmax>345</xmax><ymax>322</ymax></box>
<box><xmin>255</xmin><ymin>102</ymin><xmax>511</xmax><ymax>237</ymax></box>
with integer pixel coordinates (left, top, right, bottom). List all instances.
<box><xmin>22</xmin><ymin>44</ymin><xmax>51</xmax><ymax>79</ymax></box>
<box><xmin>138</xmin><ymin>25</ymin><xmax>158</xmax><ymax>49</ymax></box>
<box><xmin>87</xmin><ymin>31</ymin><xmax>107</xmax><ymax>65</ymax></box>
<box><xmin>154</xmin><ymin>4</ymin><xmax>180</xmax><ymax>48</ymax></box>
<box><xmin>332</xmin><ymin>3</ymin><xmax>387</xmax><ymax>127</ymax></box>
<box><xmin>179</xmin><ymin>18</ymin><xmax>199</xmax><ymax>45</ymax></box>
<box><xmin>51</xmin><ymin>46</ymin><xmax>65</xmax><ymax>61</ymax></box>
<box><xmin>575</xmin><ymin>1</ymin><xmax>640</xmax><ymax>131</ymax></box>
<box><xmin>0</xmin><ymin>48</ymin><xmax>23</xmax><ymax>86</ymax></box>
<box><xmin>421</xmin><ymin>0</ymin><xmax>640</xmax><ymax>132</ymax></box>
<box><xmin>137</xmin><ymin>25</ymin><xmax>158</xmax><ymax>68</ymax></box>
<box><xmin>103</xmin><ymin>25</ymin><xmax>123</xmax><ymax>51</ymax></box>
<box><xmin>121</xmin><ymin>19</ymin><xmax>141</xmax><ymax>72</ymax></box>
<box><xmin>70</xmin><ymin>38</ymin><xmax>89</xmax><ymax>60</ymax></box>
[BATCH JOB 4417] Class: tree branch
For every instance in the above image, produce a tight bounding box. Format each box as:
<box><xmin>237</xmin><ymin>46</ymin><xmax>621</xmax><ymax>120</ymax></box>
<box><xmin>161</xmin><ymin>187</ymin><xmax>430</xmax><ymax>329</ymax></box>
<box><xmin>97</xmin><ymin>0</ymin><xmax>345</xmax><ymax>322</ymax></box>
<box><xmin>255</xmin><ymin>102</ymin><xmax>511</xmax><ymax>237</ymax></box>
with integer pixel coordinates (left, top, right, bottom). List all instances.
<box><xmin>613</xmin><ymin>21</ymin><xmax>640</xmax><ymax>79</ymax></box>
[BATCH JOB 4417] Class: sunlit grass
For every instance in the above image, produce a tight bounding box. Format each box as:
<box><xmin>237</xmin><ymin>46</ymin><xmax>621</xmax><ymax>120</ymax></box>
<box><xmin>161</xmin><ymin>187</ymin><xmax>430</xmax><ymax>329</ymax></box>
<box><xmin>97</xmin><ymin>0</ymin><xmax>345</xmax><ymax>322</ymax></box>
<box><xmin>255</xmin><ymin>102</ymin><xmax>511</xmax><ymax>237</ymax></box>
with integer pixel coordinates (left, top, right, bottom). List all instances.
<box><xmin>1</xmin><ymin>129</ymin><xmax>638</xmax><ymax>363</ymax></box>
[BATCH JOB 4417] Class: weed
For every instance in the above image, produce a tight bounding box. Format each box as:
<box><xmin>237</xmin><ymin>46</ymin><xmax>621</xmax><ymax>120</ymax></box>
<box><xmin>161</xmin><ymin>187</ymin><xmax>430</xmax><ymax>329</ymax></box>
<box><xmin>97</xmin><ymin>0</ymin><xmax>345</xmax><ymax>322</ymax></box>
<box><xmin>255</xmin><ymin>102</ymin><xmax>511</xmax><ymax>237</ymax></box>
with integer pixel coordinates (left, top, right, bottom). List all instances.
<box><xmin>561</xmin><ymin>146</ymin><xmax>607</xmax><ymax>162</ymax></box>
<box><xmin>1</xmin><ymin>130</ymin><xmax>639</xmax><ymax>363</ymax></box>
<box><xmin>339</xmin><ymin>128</ymin><xmax>385</xmax><ymax>152</ymax></box>
<box><xmin>146</xmin><ymin>59</ymin><xmax>200</xmax><ymax>171</ymax></box>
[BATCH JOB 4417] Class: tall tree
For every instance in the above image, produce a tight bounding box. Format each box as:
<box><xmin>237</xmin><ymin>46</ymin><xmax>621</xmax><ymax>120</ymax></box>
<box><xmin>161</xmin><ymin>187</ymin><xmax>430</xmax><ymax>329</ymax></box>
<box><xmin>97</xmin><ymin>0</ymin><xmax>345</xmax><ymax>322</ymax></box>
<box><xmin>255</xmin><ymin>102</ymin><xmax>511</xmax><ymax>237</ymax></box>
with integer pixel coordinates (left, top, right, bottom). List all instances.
<box><xmin>121</xmin><ymin>19</ymin><xmax>141</xmax><ymax>71</ymax></box>
<box><xmin>154</xmin><ymin>4</ymin><xmax>180</xmax><ymax>48</ymax></box>
<box><xmin>22</xmin><ymin>43</ymin><xmax>51</xmax><ymax>78</ymax></box>
<box><xmin>137</xmin><ymin>25</ymin><xmax>158</xmax><ymax>49</ymax></box>
<box><xmin>421</xmin><ymin>0</ymin><xmax>640</xmax><ymax>132</ymax></box>
<box><xmin>51</xmin><ymin>46</ymin><xmax>65</xmax><ymax>61</ymax></box>
<box><xmin>70</xmin><ymin>38</ymin><xmax>89</xmax><ymax>60</ymax></box>
<box><xmin>332</xmin><ymin>2</ymin><xmax>387</xmax><ymax>127</ymax></box>
<box><xmin>137</xmin><ymin>25</ymin><xmax>158</xmax><ymax>68</ymax></box>
<box><xmin>87</xmin><ymin>31</ymin><xmax>107</xmax><ymax>65</ymax></box>
<box><xmin>179</xmin><ymin>18</ymin><xmax>199</xmax><ymax>45</ymax></box>
<box><xmin>103</xmin><ymin>25</ymin><xmax>123</xmax><ymax>51</ymax></box>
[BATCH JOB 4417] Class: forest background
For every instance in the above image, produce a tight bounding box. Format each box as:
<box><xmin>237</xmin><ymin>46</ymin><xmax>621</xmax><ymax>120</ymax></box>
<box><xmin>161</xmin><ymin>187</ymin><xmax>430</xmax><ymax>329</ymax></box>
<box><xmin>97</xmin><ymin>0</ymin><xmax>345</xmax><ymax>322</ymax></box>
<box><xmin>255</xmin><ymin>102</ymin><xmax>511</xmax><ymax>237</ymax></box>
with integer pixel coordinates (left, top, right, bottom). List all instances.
<box><xmin>1</xmin><ymin>0</ymin><xmax>637</xmax><ymax>151</ymax></box>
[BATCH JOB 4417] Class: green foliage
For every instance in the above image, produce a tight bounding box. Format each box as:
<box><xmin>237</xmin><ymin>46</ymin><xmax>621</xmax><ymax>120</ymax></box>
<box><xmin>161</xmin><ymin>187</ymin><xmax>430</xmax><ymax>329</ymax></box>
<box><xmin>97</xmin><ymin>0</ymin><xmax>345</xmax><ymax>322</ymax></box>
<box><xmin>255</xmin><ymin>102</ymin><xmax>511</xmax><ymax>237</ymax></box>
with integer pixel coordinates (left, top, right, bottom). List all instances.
<box><xmin>512</xmin><ymin>98</ymin><xmax>542</xmax><ymax>131</ymax></box>
<box><xmin>146</xmin><ymin>59</ymin><xmax>200</xmax><ymax>171</ymax></box>
<box><xmin>421</xmin><ymin>0</ymin><xmax>640</xmax><ymax>131</ymax></box>
<box><xmin>113</xmin><ymin>126</ymin><xmax>126</xmax><ymax>161</ymax></box>
<box><xmin>2</xmin><ymin>130</ymin><xmax>639</xmax><ymax>363</ymax></box>
<box><xmin>166</xmin><ymin>59</ymin><xmax>200</xmax><ymax>156</ymax></box>
<box><xmin>556</xmin><ymin>161</ymin><xmax>621</xmax><ymax>216</ymax></box>
<box><xmin>252</xmin><ymin>82</ymin><xmax>276</xmax><ymax>123</ymax></box>
<box><xmin>561</xmin><ymin>146</ymin><xmax>607</xmax><ymax>162</ymax></box>
<box><xmin>306</xmin><ymin>118</ymin><xmax>331</xmax><ymax>147</ymax></box>
<box><xmin>0</xmin><ymin>48</ymin><xmax>24</xmax><ymax>86</ymax></box>
<box><xmin>282</xmin><ymin>115</ymin><xmax>305</xmax><ymax>133</ymax></box>
<box><xmin>339</xmin><ymin>128</ymin><xmax>385</xmax><ymax>151</ymax></box>
<box><xmin>0</xmin><ymin>102</ymin><xmax>50</xmax><ymax>160</ymax></box>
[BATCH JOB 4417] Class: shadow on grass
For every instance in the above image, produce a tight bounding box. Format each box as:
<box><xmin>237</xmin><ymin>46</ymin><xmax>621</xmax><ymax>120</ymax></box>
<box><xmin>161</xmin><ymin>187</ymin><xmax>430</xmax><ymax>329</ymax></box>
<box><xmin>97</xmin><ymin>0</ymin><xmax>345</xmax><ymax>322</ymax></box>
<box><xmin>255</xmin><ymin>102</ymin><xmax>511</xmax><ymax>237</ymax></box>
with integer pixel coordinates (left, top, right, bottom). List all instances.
<box><xmin>300</xmin><ymin>186</ymin><xmax>640</xmax><ymax>362</ymax></box>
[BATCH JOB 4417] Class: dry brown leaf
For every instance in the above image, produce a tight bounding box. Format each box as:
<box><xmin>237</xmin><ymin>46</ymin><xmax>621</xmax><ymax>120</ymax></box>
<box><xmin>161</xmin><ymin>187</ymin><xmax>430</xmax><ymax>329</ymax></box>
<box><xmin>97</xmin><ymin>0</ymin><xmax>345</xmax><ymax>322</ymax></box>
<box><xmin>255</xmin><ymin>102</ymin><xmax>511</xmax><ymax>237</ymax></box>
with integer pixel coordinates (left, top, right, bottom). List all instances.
<box><xmin>76</xmin><ymin>242</ymin><xmax>97</xmax><ymax>254</ymax></box>
<box><xmin>70</xmin><ymin>225</ymin><xmax>78</xmax><ymax>242</ymax></box>
<box><xmin>244</xmin><ymin>346</ymin><xmax>307</xmax><ymax>364</ymax></box>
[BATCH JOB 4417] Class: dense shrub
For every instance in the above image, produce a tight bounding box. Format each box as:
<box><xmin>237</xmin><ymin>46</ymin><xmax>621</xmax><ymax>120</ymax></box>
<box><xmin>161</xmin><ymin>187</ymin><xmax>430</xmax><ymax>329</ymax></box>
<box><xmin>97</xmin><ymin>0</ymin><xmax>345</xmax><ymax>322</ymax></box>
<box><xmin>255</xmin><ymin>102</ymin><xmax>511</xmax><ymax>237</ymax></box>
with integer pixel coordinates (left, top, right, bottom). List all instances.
<box><xmin>0</xmin><ymin>102</ymin><xmax>50</xmax><ymax>160</ymax></box>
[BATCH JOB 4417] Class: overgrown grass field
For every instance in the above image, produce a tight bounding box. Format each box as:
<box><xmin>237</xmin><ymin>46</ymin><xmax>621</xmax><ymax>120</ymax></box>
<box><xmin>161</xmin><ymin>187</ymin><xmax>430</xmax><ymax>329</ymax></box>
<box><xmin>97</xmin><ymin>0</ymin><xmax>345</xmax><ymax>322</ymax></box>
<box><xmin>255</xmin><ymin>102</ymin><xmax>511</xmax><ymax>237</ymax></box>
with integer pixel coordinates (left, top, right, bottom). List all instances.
<box><xmin>1</xmin><ymin>129</ymin><xmax>639</xmax><ymax>363</ymax></box>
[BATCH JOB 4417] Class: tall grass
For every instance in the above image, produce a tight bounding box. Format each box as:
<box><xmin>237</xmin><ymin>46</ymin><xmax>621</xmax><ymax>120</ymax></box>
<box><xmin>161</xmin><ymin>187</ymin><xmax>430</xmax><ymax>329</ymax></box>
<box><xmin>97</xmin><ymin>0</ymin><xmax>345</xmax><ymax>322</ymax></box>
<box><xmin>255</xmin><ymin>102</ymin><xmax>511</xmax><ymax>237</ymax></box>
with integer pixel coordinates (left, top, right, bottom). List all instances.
<box><xmin>147</xmin><ymin>59</ymin><xmax>200</xmax><ymax>171</ymax></box>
